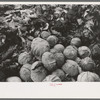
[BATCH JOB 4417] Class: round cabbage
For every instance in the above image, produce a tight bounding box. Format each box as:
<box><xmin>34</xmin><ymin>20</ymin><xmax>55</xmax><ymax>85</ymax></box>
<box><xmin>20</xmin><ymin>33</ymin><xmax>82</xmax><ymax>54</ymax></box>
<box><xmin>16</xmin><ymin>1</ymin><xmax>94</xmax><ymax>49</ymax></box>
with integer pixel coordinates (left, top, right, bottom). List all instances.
<box><xmin>47</xmin><ymin>35</ymin><xmax>58</xmax><ymax>48</ymax></box>
<box><xmin>31</xmin><ymin>37</ymin><xmax>42</xmax><ymax>48</ymax></box>
<box><xmin>18</xmin><ymin>52</ymin><xmax>32</xmax><ymax>65</ymax></box>
<box><xmin>78</xmin><ymin>46</ymin><xmax>91</xmax><ymax>58</ymax></box>
<box><xmin>20</xmin><ymin>64</ymin><xmax>31</xmax><ymax>82</ymax></box>
<box><xmin>43</xmin><ymin>75</ymin><xmax>61</xmax><ymax>82</ymax></box>
<box><xmin>52</xmin><ymin>69</ymin><xmax>66</xmax><ymax>81</ymax></box>
<box><xmin>40</xmin><ymin>31</ymin><xmax>51</xmax><ymax>40</ymax></box>
<box><xmin>54</xmin><ymin>53</ymin><xmax>65</xmax><ymax>68</ymax></box>
<box><xmin>54</xmin><ymin>44</ymin><xmax>65</xmax><ymax>53</ymax></box>
<box><xmin>62</xmin><ymin>60</ymin><xmax>80</xmax><ymax>77</ymax></box>
<box><xmin>31</xmin><ymin>61</ymin><xmax>47</xmax><ymax>82</ymax></box>
<box><xmin>63</xmin><ymin>45</ymin><xmax>77</xmax><ymax>60</ymax></box>
<box><xmin>42</xmin><ymin>52</ymin><xmax>57</xmax><ymax>72</ymax></box>
<box><xmin>77</xmin><ymin>71</ymin><xmax>100</xmax><ymax>82</ymax></box>
<box><xmin>6</xmin><ymin>76</ymin><xmax>22</xmax><ymax>82</ymax></box>
<box><xmin>70</xmin><ymin>37</ymin><xmax>81</xmax><ymax>47</ymax></box>
<box><xmin>31</xmin><ymin>37</ymin><xmax>50</xmax><ymax>60</ymax></box>
<box><xmin>80</xmin><ymin>57</ymin><xmax>95</xmax><ymax>71</ymax></box>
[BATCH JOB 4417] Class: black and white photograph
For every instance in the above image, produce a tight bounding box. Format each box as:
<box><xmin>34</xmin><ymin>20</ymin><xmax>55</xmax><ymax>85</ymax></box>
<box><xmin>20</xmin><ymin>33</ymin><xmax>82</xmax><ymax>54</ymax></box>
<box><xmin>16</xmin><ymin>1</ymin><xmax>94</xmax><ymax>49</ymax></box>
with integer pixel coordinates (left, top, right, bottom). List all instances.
<box><xmin>0</xmin><ymin>3</ymin><xmax>100</xmax><ymax>82</ymax></box>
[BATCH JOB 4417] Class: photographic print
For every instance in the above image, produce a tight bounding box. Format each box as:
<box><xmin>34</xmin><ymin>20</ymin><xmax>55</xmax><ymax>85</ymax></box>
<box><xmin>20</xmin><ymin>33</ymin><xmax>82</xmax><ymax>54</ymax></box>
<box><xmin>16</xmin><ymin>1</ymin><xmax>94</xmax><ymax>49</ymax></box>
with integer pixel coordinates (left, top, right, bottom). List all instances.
<box><xmin>0</xmin><ymin>3</ymin><xmax>100</xmax><ymax>82</ymax></box>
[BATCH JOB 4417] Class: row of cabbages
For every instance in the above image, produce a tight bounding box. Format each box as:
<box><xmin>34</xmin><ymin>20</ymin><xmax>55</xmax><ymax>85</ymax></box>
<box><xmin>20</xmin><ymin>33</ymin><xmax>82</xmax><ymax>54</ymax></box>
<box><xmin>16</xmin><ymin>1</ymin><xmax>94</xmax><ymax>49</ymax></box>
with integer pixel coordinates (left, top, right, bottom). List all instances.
<box><xmin>6</xmin><ymin>30</ymin><xmax>100</xmax><ymax>82</ymax></box>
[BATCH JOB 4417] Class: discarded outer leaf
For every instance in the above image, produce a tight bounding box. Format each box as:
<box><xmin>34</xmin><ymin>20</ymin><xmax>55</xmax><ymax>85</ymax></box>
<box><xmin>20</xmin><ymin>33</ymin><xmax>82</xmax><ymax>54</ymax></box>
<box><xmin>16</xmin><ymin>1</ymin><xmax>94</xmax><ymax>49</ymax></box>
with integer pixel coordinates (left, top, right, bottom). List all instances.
<box><xmin>43</xmin><ymin>23</ymin><xmax>49</xmax><ymax>31</ymax></box>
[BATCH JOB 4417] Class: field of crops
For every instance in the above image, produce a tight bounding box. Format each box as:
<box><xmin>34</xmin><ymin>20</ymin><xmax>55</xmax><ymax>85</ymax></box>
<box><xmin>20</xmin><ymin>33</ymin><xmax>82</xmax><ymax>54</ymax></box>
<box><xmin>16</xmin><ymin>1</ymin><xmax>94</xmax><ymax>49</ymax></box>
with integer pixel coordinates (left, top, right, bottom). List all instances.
<box><xmin>0</xmin><ymin>4</ymin><xmax>100</xmax><ymax>82</ymax></box>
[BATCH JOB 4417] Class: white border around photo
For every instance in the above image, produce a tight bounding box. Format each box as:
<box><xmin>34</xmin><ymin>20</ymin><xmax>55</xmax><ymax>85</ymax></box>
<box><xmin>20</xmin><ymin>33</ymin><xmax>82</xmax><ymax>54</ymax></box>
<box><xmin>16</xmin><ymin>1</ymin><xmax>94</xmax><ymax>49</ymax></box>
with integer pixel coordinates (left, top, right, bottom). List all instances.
<box><xmin>0</xmin><ymin>2</ymin><xmax>100</xmax><ymax>98</ymax></box>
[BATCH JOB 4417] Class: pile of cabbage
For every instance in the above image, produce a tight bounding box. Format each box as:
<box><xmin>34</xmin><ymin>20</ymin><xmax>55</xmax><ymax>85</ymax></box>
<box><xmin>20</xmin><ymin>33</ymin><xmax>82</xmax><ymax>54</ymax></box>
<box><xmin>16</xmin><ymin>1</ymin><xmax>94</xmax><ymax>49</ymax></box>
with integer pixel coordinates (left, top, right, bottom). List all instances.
<box><xmin>13</xmin><ymin>34</ymin><xmax>99</xmax><ymax>82</ymax></box>
<box><xmin>1</xmin><ymin>4</ymin><xmax>100</xmax><ymax>82</ymax></box>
